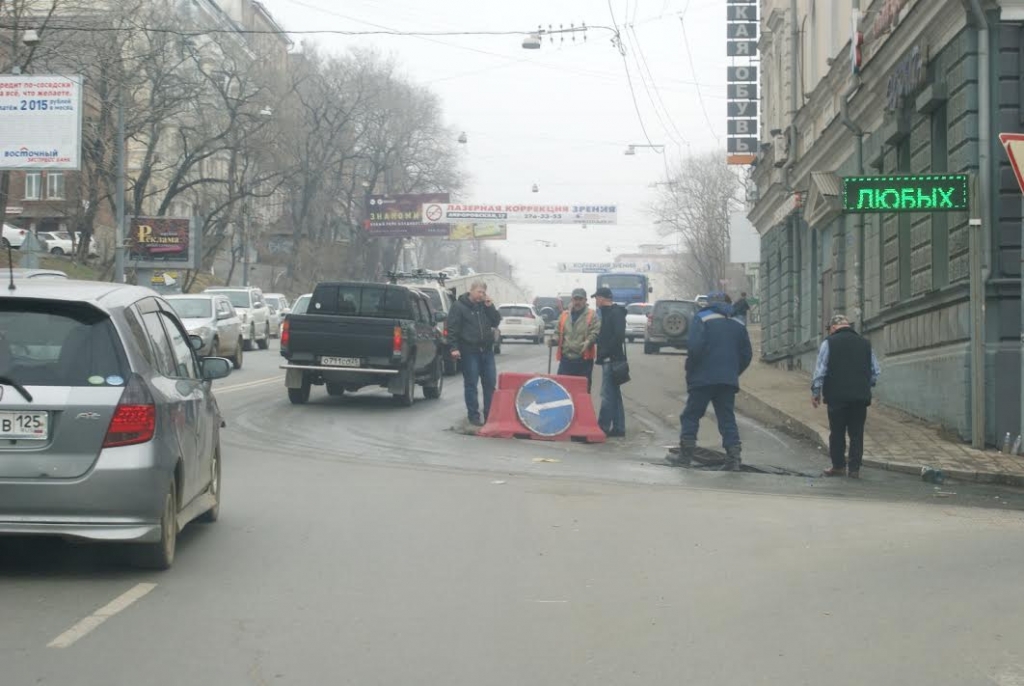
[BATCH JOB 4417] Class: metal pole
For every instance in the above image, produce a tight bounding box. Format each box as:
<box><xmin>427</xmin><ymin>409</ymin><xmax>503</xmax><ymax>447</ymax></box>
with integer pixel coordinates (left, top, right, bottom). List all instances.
<box><xmin>969</xmin><ymin>217</ymin><xmax>985</xmax><ymax>448</ymax></box>
<box><xmin>114</xmin><ymin>94</ymin><xmax>125</xmax><ymax>283</ymax></box>
<box><xmin>242</xmin><ymin>204</ymin><xmax>249</xmax><ymax>287</ymax></box>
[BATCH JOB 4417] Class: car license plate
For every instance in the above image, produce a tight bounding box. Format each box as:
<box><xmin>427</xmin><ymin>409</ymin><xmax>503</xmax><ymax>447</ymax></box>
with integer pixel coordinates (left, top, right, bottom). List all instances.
<box><xmin>0</xmin><ymin>411</ymin><xmax>48</xmax><ymax>440</ymax></box>
<box><xmin>321</xmin><ymin>357</ymin><xmax>361</xmax><ymax>367</ymax></box>
<box><xmin>505</xmin><ymin>318</ymin><xmax>521</xmax><ymax>324</ymax></box>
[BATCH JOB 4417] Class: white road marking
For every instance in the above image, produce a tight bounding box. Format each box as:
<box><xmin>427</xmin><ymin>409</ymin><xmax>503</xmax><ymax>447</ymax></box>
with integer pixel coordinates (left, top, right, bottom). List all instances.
<box><xmin>216</xmin><ymin>377</ymin><xmax>280</xmax><ymax>395</ymax></box>
<box><xmin>47</xmin><ymin>583</ymin><xmax>157</xmax><ymax>648</ymax></box>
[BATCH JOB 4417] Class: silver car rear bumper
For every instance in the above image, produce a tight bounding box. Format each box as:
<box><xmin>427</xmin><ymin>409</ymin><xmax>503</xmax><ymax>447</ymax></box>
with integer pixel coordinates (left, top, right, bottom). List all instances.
<box><xmin>0</xmin><ymin>443</ymin><xmax>170</xmax><ymax>543</ymax></box>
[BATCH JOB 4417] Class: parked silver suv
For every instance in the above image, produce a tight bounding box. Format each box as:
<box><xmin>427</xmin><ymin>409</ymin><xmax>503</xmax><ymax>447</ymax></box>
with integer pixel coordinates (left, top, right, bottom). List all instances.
<box><xmin>0</xmin><ymin>280</ymin><xmax>232</xmax><ymax>569</ymax></box>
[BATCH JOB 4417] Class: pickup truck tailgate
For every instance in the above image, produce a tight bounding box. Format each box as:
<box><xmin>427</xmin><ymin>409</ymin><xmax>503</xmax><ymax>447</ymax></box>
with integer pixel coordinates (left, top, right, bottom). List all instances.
<box><xmin>286</xmin><ymin>314</ymin><xmax>399</xmax><ymax>360</ymax></box>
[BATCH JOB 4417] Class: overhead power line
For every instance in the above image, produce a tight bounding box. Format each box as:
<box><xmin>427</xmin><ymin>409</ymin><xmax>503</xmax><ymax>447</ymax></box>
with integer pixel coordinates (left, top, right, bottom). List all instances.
<box><xmin>677</xmin><ymin>0</ymin><xmax>720</xmax><ymax>144</ymax></box>
<box><xmin>606</xmin><ymin>0</ymin><xmax>655</xmax><ymax>148</ymax></box>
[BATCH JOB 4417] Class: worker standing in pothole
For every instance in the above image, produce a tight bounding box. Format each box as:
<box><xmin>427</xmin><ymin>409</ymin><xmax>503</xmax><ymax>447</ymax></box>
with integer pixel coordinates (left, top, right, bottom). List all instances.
<box><xmin>670</xmin><ymin>292</ymin><xmax>753</xmax><ymax>471</ymax></box>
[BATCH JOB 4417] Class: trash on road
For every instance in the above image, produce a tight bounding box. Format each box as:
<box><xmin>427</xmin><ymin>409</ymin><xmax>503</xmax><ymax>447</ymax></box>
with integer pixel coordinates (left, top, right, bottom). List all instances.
<box><xmin>921</xmin><ymin>467</ymin><xmax>945</xmax><ymax>484</ymax></box>
<box><xmin>491</xmin><ymin>480</ymin><xmax>507</xmax><ymax>485</ymax></box>
<box><xmin>533</xmin><ymin>457</ymin><xmax>561</xmax><ymax>463</ymax></box>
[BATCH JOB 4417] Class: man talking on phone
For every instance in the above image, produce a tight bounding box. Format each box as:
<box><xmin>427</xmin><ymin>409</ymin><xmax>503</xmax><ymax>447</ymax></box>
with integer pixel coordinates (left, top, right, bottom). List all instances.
<box><xmin>447</xmin><ymin>281</ymin><xmax>502</xmax><ymax>426</ymax></box>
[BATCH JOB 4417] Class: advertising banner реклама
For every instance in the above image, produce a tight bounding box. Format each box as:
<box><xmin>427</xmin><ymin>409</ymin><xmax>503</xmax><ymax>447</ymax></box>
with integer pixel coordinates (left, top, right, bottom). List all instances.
<box><xmin>366</xmin><ymin>193</ymin><xmax>450</xmax><ymax>237</ymax></box>
<box><xmin>421</xmin><ymin>203</ymin><xmax>618</xmax><ymax>226</ymax></box>
<box><xmin>127</xmin><ymin>217</ymin><xmax>197</xmax><ymax>269</ymax></box>
<box><xmin>0</xmin><ymin>75</ymin><xmax>83</xmax><ymax>171</ymax></box>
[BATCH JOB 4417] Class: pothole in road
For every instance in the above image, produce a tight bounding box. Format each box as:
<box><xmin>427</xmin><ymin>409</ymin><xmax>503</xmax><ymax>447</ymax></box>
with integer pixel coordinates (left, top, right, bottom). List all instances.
<box><xmin>663</xmin><ymin>446</ymin><xmax>815</xmax><ymax>477</ymax></box>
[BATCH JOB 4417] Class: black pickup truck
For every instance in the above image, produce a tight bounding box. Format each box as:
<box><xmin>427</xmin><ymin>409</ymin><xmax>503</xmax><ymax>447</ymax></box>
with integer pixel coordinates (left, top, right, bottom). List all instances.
<box><xmin>280</xmin><ymin>281</ymin><xmax>445</xmax><ymax>406</ymax></box>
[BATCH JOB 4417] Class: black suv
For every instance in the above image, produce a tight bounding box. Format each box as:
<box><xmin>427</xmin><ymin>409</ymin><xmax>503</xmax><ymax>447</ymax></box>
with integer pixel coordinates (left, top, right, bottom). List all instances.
<box><xmin>644</xmin><ymin>299</ymin><xmax>699</xmax><ymax>354</ymax></box>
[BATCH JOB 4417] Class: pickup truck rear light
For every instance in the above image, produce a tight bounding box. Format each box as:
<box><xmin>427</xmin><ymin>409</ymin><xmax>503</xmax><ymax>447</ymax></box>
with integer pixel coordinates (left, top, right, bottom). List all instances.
<box><xmin>103</xmin><ymin>375</ymin><xmax>156</xmax><ymax>448</ymax></box>
<box><xmin>393</xmin><ymin>325</ymin><xmax>403</xmax><ymax>355</ymax></box>
<box><xmin>280</xmin><ymin>318</ymin><xmax>290</xmax><ymax>349</ymax></box>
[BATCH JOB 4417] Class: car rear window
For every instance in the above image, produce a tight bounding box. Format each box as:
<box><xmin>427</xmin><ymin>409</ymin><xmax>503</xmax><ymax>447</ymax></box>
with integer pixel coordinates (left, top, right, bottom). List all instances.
<box><xmin>206</xmin><ymin>290</ymin><xmax>250</xmax><ymax>308</ymax></box>
<box><xmin>310</xmin><ymin>285</ymin><xmax>414</xmax><ymax>319</ymax></box>
<box><xmin>655</xmin><ymin>301</ymin><xmax>698</xmax><ymax>316</ymax></box>
<box><xmin>534</xmin><ymin>297</ymin><xmax>561</xmax><ymax>311</ymax></box>
<box><xmin>0</xmin><ymin>299</ymin><xmax>129</xmax><ymax>386</ymax></box>
<box><xmin>500</xmin><ymin>306</ymin><xmax>533</xmax><ymax>318</ymax></box>
<box><xmin>167</xmin><ymin>298</ymin><xmax>212</xmax><ymax>319</ymax></box>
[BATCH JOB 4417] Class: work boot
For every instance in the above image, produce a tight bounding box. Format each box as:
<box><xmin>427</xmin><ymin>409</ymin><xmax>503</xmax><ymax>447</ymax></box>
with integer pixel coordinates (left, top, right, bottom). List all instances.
<box><xmin>669</xmin><ymin>439</ymin><xmax>696</xmax><ymax>467</ymax></box>
<box><xmin>722</xmin><ymin>444</ymin><xmax>742</xmax><ymax>472</ymax></box>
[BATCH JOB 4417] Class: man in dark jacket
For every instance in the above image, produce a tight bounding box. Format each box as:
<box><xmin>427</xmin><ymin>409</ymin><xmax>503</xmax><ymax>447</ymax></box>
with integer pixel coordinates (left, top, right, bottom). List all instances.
<box><xmin>672</xmin><ymin>291</ymin><xmax>753</xmax><ymax>471</ymax></box>
<box><xmin>592</xmin><ymin>286</ymin><xmax>628</xmax><ymax>437</ymax></box>
<box><xmin>447</xmin><ymin>280</ymin><xmax>502</xmax><ymax>426</ymax></box>
<box><xmin>732</xmin><ymin>292</ymin><xmax>750</xmax><ymax>325</ymax></box>
<box><xmin>812</xmin><ymin>314</ymin><xmax>881</xmax><ymax>478</ymax></box>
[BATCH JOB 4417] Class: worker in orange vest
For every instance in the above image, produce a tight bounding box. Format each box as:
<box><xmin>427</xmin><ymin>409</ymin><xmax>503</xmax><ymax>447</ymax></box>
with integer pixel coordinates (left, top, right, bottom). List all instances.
<box><xmin>548</xmin><ymin>288</ymin><xmax>600</xmax><ymax>392</ymax></box>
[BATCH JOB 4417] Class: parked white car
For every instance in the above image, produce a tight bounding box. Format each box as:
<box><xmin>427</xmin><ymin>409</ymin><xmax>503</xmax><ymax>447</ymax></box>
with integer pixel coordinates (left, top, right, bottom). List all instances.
<box><xmin>625</xmin><ymin>302</ymin><xmax>653</xmax><ymax>343</ymax></box>
<box><xmin>2</xmin><ymin>224</ymin><xmax>46</xmax><ymax>250</ymax></box>
<box><xmin>38</xmin><ymin>231</ymin><xmax>99</xmax><ymax>257</ymax></box>
<box><xmin>203</xmin><ymin>287</ymin><xmax>271</xmax><ymax>351</ymax></box>
<box><xmin>497</xmin><ymin>304</ymin><xmax>545</xmax><ymax>344</ymax></box>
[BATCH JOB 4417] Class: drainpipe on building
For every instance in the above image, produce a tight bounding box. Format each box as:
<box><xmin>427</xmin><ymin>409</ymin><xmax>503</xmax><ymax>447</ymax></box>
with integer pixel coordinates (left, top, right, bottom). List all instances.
<box><xmin>780</xmin><ymin>0</ymin><xmax>800</xmax><ymax>351</ymax></box>
<box><xmin>966</xmin><ymin>0</ymin><xmax>991</xmax><ymax>449</ymax></box>
<box><xmin>840</xmin><ymin>1</ymin><xmax>866</xmax><ymax>327</ymax></box>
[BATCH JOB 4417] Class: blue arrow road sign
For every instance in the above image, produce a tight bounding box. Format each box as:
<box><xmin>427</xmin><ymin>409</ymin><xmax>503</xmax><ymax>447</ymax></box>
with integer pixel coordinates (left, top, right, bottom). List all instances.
<box><xmin>515</xmin><ymin>376</ymin><xmax>575</xmax><ymax>437</ymax></box>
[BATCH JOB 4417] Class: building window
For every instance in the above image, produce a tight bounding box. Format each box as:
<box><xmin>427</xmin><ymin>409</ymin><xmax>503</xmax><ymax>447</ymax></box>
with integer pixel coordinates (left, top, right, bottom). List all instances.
<box><xmin>46</xmin><ymin>172</ymin><xmax>64</xmax><ymax>200</ymax></box>
<box><xmin>24</xmin><ymin>172</ymin><xmax>41</xmax><ymax>200</ymax></box>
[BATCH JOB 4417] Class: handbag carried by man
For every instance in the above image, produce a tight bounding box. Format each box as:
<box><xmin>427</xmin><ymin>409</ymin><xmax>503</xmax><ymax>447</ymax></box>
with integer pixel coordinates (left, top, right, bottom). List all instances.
<box><xmin>609</xmin><ymin>343</ymin><xmax>631</xmax><ymax>385</ymax></box>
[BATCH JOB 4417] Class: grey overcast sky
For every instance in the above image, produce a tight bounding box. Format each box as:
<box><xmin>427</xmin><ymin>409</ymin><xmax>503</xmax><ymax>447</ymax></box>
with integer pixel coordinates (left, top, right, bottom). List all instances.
<box><xmin>261</xmin><ymin>0</ymin><xmax>728</xmax><ymax>295</ymax></box>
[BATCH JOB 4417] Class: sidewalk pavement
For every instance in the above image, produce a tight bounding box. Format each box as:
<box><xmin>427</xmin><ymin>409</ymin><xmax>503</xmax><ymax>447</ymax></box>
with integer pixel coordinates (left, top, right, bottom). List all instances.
<box><xmin>738</xmin><ymin>326</ymin><xmax>1024</xmax><ymax>487</ymax></box>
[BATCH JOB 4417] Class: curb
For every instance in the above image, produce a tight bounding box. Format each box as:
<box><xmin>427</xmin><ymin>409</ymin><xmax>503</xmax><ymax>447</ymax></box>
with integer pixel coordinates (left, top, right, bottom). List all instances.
<box><xmin>736</xmin><ymin>389</ymin><xmax>1024</xmax><ymax>488</ymax></box>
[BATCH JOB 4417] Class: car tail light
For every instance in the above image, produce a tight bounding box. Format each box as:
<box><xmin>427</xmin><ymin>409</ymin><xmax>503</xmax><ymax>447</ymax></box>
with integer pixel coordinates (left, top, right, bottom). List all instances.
<box><xmin>280</xmin><ymin>318</ymin><xmax>290</xmax><ymax>349</ymax></box>
<box><xmin>393</xmin><ymin>325</ymin><xmax>403</xmax><ymax>355</ymax></box>
<box><xmin>103</xmin><ymin>375</ymin><xmax>156</xmax><ymax>448</ymax></box>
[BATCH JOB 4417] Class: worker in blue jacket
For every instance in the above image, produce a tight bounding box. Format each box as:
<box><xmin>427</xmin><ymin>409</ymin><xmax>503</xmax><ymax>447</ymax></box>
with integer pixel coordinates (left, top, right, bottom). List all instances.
<box><xmin>670</xmin><ymin>292</ymin><xmax>753</xmax><ymax>471</ymax></box>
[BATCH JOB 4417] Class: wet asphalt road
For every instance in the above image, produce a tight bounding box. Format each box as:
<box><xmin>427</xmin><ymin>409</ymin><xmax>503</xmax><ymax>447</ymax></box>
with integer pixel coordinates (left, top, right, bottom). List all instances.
<box><xmin>3</xmin><ymin>340</ymin><xmax>1024</xmax><ymax>685</ymax></box>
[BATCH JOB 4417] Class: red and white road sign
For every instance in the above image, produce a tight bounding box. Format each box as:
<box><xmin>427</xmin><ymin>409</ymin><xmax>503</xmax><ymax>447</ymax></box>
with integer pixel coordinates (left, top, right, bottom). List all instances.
<box><xmin>999</xmin><ymin>133</ymin><xmax>1024</xmax><ymax>194</ymax></box>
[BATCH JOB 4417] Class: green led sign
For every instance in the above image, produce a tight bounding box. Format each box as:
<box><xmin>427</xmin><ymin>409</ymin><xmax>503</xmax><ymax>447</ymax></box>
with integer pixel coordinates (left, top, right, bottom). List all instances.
<box><xmin>842</xmin><ymin>174</ymin><xmax>969</xmax><ymax>213</ymax></box>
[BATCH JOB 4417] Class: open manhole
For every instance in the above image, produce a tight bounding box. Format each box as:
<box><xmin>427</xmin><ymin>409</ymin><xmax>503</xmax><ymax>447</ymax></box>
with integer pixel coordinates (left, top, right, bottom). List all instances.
<box><xmin>663</xmin><ymin>446</ymin><xmax>814</xmax><ymax>477</ymax></box>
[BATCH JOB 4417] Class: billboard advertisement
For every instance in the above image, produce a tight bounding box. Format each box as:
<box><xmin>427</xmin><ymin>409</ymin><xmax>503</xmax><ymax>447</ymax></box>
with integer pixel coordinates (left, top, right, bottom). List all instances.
<box><xmin>447</xmin><ymin>223</ymin><xmax>507</xmax><ymax>240</ymax></box>
<box><xmin>127</xmin><ymin>217</ymin><xmax>200</xmax><ymax>269</ymax></box>
<box><xmin>366</xmin><ymin>193</ymin><xmax>450</xmax><ymax>237</ymax></box>
<box><xmin>0</xmin><ymin>75</ymin><xmax>83</xmax><ymax>170</ymax></box>
<box><xmin>422</xmin><ymin>203</ymin><xmax>617</xmax><ymax>226</ymax></box>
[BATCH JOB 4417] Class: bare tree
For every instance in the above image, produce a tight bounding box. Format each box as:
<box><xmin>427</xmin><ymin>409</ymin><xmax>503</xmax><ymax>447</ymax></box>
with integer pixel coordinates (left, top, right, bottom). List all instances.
<box><xmin>653</xmin><ymin>151</ymin><xmax>740</xmax><ymax>294</ymax></box>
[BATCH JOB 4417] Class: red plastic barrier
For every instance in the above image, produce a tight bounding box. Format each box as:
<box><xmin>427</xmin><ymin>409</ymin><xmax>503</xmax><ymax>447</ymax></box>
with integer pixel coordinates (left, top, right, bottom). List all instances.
<box><xmin>478</xmin><ymin>372</ymin><xmax>606</xmax><ymax>443</ymax></box>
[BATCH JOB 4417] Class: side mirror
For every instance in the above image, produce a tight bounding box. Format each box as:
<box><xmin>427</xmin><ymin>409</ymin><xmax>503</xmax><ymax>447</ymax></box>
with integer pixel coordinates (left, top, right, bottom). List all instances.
<box><xmin>201</xmin><ymin>356</ymin><xmax>232</xmax><ymax>381</ymax></box>
<box><xmin>434</xmin><ymin>311</ymin><xmax>447</xmax><ymax>323</ymax></box>
<box><xmin>217</xmin><ymin>310</ymin><xmax>232</xmax><ymax>320</ymax></box>
<box><xmin>189</xmin><ymin>334</ymin><xmax>204</xmax><ymax>351</ymax></box>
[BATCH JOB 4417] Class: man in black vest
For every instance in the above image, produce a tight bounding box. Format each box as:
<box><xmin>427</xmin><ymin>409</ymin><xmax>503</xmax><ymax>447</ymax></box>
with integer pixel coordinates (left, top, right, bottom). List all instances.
<box><xmin>811</xmin><ymin>314</ymin><xmax>881</xmax><ymax>478</ymax></box>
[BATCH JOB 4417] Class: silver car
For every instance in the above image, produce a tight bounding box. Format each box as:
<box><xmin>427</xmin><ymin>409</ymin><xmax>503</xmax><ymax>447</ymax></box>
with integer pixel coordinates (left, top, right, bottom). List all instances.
<box><xmin>0</xmin><ymin>280</ymin><xmax>231</xmax><ymax>569</ymax></box>
<box><xmin>165</xmin><ymin>294</ymin><xmax>244</xmax><ymax>370</ymax></box>
<box><xmin>263</xmin><ymin>292</ymin><xmax>290</xmax><ymax>338</ymax></box>
<box><xmin>290</xmin><ymin>293</ymin><xmax>312</xmax><ymax>315</ymax></box>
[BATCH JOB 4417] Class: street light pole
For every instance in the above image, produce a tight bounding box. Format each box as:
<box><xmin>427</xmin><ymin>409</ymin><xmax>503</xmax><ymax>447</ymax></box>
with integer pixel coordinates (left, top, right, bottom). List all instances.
<box><xmin>114</xmin><ymin>93</ymin><xmax>126</xmax><ymax>283</ymax></box>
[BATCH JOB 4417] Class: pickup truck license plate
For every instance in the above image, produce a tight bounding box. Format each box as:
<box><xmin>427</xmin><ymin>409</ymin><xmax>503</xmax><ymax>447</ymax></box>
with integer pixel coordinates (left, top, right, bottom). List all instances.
<box><xmin>321</xmin><ymin>357</ymin><xmax>361</xmax><ymax>368</ymax></box>
<box><xmin>0</xmin><ymin>411</ymin><xmax>48</xmax><ymax>440</ymax></box>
